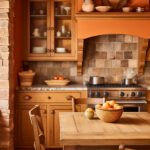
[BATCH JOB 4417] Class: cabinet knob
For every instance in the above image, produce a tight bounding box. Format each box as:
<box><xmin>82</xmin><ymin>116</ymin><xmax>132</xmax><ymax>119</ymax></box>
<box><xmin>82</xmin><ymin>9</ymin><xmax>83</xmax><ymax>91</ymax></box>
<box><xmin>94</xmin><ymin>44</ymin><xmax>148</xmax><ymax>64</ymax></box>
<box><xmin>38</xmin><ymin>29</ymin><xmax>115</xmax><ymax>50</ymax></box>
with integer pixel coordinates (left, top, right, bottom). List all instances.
<box><xmin>50</xmin><ymin>49</ymin><xmax>55</xmax><ymax>53</ymax></box>
<box><xmin>48</xmin><ymin>96</ymin><xmax>51</xmax><ymax>100</ymax></box>
<box><xmin>50</xmin><ymin>110</ymin><xmax>54</xmax><ymax>114</ymax></box>
<box><xmin>23</xmin><ymin>95</ymin><xmax>32</xmax><ymax>100</ymax></box>
<box><xmin>43</xmin><ymin>110</ymin><xmax>47</xmax><ymax>114</ymax></box>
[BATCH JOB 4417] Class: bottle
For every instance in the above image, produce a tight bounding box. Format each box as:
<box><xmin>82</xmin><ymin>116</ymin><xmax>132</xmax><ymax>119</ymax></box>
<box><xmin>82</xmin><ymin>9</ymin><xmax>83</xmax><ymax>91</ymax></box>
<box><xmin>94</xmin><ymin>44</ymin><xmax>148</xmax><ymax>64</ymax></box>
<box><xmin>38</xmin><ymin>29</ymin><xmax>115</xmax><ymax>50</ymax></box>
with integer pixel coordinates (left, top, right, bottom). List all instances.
<box><xmin>56</xmin><ymin>30</ymin><xmax>61</xmax><ymax>37</ymax></box>
<box><xmin>61</xmin><ymin>25</ymin><xmax>66</xmax><ymax>36</ymax></box>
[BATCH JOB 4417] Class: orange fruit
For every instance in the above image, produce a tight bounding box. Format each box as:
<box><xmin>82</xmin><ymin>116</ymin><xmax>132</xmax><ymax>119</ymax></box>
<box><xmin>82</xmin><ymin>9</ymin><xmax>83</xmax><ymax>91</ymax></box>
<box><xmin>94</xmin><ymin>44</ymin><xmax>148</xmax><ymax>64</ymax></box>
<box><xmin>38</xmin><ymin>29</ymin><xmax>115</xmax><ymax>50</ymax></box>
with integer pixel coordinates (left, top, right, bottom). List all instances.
<box><xmin>114</xmin><ymin>105</ymin><xmax>123</xmax><ymax>110</ymax></box>
<box><xmin>95</xmin><ymin>104</ymin><xmax>102</xmax><ymax>109</ymax></box>
<box><xmin>102</xmin><ymin>102</ymin><xmax>111</xmax><ymax>109</ymax></box>
<box><xmin>113</xmin><ymin>103</ymin><xmax>120</xmax><ymax>109</ymax></box>
<box><xmin>109</xmin><ymin>100</ymin><xmax>116</xmax><ymax>106</ymax></box>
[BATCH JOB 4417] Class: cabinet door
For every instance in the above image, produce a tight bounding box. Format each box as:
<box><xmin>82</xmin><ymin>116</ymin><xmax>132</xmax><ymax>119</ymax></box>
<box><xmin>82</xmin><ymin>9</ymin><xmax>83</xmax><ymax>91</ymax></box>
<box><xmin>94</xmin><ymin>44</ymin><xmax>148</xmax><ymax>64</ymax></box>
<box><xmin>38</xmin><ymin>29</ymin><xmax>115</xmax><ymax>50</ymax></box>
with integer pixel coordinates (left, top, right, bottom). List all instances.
<box><xmin>48</xmin><ymin>105</ymin><xmax>72</xmax><ymax>147</ymax></box>
<box><xmin>15</xmin><ymin>104</ymin><xmax>47</xmax><ymax>148</ymax></box>
<box><xmin>25</xmin><ymin>0</ymin><xmax>76</xmax><ymax>61</ymax></box>
<box><xmin>25</xmin><ymin>0</ymin><xmax>51</xmax><ymax>60</ymax></box>
<box><xmin>49</xmin><ymin>0</ymin><xmax>76</xmax><ymax>60</ymax></box>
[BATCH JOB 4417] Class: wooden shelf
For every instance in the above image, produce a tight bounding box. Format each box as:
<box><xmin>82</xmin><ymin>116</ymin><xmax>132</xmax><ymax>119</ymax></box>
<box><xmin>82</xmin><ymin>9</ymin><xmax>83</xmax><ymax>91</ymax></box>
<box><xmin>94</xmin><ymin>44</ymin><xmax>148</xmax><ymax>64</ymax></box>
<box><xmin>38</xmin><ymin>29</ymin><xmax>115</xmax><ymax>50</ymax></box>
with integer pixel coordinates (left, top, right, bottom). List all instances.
<box><xmin>30</xmin><ymin>15</ymin><xmax>47</xmax><ymax>18</ymax></box>
<box><xmin>30</xmin><ymin>0</ymin><xmax>47</xmax><ymax>2</ymax></box>
<box><xmin>76</xmin><ymin>12</ymin><xmax>150</xmax><ymax>19</ymax></box>
<box><xmin>31</xmin><ymin>36</ymin><xmax>47</xmax><ymax>39</ymax></box>
<box><xmin>55</xmin><ymin>37</ymin><xmax>71</xmax><ymax>40</ymax></box>
<box><xmin>55</xmin><ymin>15</ymin><xmax>71</xmax><ymax>19</ymax></box>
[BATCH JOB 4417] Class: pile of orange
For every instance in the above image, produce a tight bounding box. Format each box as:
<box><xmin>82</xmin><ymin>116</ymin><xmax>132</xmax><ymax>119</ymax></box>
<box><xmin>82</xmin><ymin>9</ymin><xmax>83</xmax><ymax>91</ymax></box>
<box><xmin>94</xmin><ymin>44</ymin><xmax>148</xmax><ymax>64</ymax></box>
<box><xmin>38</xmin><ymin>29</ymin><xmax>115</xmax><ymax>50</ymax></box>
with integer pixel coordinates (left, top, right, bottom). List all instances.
<box><xmin>95</xmin><ymin>100</ymin><xmax>123</xmax><ymax>110</ymax></box>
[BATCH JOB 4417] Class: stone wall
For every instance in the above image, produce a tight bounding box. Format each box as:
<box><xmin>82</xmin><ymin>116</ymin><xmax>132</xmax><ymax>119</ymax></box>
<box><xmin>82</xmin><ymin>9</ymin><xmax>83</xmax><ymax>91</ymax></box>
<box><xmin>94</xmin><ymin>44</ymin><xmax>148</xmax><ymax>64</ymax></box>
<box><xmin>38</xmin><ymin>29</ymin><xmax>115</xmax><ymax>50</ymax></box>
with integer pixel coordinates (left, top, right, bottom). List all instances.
<box><xmin>0</xmin><ymin>0</ymin><xmax>13</xmax><ymax>149</ymax></box>
<box><xmin>27</xmin><ymin>34</ymin><xmax>141</xmax><ymax>85</ymax></box>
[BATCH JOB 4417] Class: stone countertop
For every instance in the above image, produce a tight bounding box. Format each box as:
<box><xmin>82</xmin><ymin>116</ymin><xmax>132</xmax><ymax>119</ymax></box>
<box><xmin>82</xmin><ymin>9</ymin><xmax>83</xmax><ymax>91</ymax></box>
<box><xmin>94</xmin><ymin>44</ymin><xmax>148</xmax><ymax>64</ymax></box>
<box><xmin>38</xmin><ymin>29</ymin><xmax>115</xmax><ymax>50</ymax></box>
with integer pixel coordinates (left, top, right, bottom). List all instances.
<box><xmin>16</xmin><ymin>84</ymin><xmax>87</xmax><ymax>91</ymax></box>
<box><xmin>140</xmin><ymin>84</ymin><xmax>150</xmax><ymax>90</ymax></box>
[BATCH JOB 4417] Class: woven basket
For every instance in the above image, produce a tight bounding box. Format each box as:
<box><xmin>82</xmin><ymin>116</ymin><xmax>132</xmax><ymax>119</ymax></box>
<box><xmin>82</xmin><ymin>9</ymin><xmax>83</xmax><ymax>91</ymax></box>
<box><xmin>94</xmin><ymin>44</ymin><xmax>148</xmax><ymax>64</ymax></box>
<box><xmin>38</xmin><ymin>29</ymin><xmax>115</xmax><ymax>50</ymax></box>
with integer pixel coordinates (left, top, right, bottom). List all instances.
<box><xmin>19</xmin><ymin>71</ymin><xmax>35</xmax><ymax>87</ymax></box>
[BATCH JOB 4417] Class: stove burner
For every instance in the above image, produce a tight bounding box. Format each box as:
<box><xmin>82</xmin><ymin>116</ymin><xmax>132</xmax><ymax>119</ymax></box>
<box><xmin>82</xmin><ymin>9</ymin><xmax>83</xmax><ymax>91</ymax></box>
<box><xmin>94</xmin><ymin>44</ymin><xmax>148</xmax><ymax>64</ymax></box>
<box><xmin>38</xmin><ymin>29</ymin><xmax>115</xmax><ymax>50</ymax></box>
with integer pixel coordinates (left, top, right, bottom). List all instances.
<box><xmin>87</xmin><ymin>84</ymin><xmax>142</xmax><ymax>88</ymax></box>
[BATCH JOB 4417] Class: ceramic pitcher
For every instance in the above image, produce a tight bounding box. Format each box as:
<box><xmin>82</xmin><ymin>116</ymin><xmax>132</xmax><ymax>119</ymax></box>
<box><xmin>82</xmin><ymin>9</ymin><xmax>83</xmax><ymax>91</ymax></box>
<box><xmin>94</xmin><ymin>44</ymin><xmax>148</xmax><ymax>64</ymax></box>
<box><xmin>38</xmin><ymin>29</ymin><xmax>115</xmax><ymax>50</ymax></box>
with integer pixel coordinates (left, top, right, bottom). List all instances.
<box><xmin>82</xmin><ymin>0</ymin><xmax>94</xmax><ymax>12</ymax></box>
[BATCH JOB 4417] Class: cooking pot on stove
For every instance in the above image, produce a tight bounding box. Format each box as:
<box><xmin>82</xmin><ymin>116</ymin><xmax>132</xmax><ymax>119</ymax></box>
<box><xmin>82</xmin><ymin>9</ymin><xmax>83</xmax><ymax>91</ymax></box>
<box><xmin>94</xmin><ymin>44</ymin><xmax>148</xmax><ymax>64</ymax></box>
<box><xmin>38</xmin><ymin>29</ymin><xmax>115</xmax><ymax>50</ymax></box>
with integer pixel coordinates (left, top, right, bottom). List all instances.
<box><xmin>124</xmin><ymin>78</ymin><xmax>133</xmax><ymax>85</ymax></box>
<box><xmin>89</xmin><ymin>76</ymin><xmax>104</xmax><ymax>85</ymax></box>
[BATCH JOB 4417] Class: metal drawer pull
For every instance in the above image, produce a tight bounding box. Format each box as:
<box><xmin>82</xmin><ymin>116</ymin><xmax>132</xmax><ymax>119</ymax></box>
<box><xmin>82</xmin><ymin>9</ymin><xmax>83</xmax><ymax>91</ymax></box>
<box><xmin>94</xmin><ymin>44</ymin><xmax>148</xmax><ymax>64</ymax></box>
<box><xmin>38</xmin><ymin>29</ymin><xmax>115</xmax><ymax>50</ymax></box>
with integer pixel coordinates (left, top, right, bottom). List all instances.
<box><xmin>23</xmin><ymin>95</ymin><xmax>32</xmax><ymax>100</ymax></box>
<box><xmin>48</xmin><ymin>96</ymin><xmax>51</xmax><ymax>100</ymax></box>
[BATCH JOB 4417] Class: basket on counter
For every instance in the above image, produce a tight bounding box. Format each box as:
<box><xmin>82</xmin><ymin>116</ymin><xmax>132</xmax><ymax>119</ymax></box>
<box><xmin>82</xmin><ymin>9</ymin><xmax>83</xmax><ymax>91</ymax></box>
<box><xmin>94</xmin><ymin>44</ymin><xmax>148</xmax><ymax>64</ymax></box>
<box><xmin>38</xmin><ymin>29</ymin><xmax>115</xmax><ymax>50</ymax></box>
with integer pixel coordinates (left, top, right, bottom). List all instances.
<box><xmin>18</xmin><ymin>70</ymin><xmax>35</xmax><ymax>87</ymax></box>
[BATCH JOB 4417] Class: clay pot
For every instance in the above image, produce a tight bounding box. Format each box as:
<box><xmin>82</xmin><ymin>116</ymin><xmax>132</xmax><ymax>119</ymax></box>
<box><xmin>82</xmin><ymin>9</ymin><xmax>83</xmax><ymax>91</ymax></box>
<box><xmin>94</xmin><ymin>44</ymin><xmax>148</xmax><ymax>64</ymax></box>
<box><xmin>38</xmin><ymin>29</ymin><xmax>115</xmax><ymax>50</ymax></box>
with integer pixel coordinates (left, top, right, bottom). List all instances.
<box><xmin>82</xmin><ymin>0</ymin><xmax>94</xmax><ymax>12</ymax></box>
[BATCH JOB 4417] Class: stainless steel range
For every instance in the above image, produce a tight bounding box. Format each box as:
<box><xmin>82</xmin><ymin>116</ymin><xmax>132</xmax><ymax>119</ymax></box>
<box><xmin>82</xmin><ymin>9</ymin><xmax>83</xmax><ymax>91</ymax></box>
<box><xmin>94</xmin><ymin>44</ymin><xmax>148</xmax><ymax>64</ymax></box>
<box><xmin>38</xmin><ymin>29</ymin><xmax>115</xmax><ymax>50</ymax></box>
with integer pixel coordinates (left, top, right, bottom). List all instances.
<box><xmin>87</xmin><ymin>84</ymin><xmax>147</xmax><ymax>112</ymax></box>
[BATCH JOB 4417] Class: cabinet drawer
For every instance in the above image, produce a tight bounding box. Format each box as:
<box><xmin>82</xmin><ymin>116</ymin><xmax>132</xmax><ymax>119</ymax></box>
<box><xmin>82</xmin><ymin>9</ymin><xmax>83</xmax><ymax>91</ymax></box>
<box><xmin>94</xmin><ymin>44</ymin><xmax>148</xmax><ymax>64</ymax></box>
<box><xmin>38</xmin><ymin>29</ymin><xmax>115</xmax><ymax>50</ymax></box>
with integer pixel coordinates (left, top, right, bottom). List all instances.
<box><xmin>16</xmin><ymin>92</ymin><xmax>81</xmax><ymax>103</ymax></box>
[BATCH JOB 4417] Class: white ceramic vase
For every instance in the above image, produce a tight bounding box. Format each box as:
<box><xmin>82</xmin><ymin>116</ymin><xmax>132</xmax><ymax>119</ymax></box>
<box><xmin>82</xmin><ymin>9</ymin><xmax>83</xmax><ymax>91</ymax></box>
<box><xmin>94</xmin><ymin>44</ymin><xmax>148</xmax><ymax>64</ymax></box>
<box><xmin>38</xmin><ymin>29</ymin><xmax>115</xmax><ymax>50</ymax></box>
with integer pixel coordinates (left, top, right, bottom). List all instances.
<box><xmin>82</xmin><ymin>0</ymin><xmax>94</xmax><ymax>12</ymax></box>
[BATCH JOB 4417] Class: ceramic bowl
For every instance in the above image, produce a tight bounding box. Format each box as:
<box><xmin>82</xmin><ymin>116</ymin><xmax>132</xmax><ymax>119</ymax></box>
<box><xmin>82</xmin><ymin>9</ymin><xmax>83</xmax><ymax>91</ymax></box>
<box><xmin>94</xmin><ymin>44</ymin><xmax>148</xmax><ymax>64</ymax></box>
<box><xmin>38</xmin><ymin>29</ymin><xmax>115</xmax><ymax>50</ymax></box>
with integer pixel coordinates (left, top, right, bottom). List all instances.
<box><xmin>122</xmin><ymin>7</ymin><xmax>132</xmax><ymax>12</ymax></box>
<box><xmin>56</xmin><ymin>47</ymin><xmax>66</xmax><ymax>53</ymax></box>
<box><xmin>96</xmin><ymin>108</ymin><xmax>123</xmax><ymax>123</ymax></box>
<box><xmin>32</xmin><ymin>47</ymin><xmax>46</xmax><ymax>53</ymax></box>
<box><xmin>95</xmin><ymin>6</ymin><xmax>111</xmax><ymax>12</ymax></box>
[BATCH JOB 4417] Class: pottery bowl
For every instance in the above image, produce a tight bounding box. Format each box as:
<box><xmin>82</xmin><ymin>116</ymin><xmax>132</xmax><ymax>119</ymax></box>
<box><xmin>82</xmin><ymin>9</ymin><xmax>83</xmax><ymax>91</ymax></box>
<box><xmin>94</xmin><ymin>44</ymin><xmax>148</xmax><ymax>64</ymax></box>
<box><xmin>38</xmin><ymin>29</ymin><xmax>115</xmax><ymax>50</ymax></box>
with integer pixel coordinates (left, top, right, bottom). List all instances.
<box><xmin>96</xmin><ymin>108</ymin><xmax>123</xmax><ymax>123</ymax></box>
<box><xmin>122</xmin><ymin>7</ymin><xmax>132</xmax><ymax>12</ymax></box>
<box><xmin>95</xmin><ymin>6</ymin><xmax>111</xmax><ymax>12</ymax></box>
<box><xmin>32</xmin><ymin>47</ymin><xmax>46</xmax><ymax>53</ymax></box>
<box><xmin>56</xmin><ymin>47</ymin><xmax>66</xmax><ymax>53</ymax></box>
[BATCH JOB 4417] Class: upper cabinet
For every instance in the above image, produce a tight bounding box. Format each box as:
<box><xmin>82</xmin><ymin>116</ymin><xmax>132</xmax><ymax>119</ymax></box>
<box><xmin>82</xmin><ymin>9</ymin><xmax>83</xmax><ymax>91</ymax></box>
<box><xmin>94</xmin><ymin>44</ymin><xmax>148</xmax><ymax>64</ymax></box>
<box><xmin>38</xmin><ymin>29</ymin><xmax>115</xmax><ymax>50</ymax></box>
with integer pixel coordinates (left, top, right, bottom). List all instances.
<box><xmin>24</xmin><ymin>0</ymin><xmax>76</xmax><ymax>61</ymax></box>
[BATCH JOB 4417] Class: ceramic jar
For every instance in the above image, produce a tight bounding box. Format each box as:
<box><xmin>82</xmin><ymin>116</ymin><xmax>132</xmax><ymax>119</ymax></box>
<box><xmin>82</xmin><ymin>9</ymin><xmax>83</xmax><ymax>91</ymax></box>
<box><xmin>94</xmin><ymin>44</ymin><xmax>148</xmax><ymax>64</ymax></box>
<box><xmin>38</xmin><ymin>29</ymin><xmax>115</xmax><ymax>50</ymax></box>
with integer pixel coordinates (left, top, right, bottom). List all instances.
<box><xmin>82</xmin><ymin>0</ymin><xmax>94</xmax><ymax>12</ymax></box>
<box><xmin>33</xmin><ymin>28</ymin><xmax>40</xmax><ymax>37</ymax></box>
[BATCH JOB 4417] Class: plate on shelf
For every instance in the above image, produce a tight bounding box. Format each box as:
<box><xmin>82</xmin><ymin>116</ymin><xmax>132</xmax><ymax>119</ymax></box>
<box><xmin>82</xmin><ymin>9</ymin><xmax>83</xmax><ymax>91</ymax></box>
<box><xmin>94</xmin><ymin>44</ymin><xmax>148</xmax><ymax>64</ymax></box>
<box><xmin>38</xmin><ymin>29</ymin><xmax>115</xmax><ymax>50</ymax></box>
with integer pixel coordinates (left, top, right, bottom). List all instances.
<box><xmin>44</xmin><ymin>79</ymin><xmax>70</xmax><ymax>86</ymax></box>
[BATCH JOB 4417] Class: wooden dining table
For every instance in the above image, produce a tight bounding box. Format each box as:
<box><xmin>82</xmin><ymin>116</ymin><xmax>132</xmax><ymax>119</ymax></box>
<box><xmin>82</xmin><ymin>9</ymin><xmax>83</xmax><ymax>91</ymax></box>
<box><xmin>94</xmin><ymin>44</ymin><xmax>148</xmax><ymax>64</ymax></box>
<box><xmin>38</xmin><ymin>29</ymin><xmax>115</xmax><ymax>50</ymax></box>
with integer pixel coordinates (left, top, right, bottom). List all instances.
<box><xmin>59</xmin><ymin>112</ymin><xmax>150</xmax><ymax>150</ymax></box>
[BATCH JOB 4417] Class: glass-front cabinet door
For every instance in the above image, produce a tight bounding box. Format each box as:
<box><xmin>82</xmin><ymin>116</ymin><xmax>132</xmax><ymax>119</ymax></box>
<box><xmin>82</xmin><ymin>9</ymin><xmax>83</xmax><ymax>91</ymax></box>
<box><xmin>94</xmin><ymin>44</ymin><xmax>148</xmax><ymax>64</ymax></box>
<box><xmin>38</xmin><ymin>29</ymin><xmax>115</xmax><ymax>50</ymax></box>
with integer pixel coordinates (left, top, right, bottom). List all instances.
<box><xmin>25</xmin><ymin>0</ymin><xmax>76</xmax><ymax>61</ymax></box>
<box><xmin>28</xmin><ymin>0</ymin><xmax>49</xmax><ymax>59</ymax></box>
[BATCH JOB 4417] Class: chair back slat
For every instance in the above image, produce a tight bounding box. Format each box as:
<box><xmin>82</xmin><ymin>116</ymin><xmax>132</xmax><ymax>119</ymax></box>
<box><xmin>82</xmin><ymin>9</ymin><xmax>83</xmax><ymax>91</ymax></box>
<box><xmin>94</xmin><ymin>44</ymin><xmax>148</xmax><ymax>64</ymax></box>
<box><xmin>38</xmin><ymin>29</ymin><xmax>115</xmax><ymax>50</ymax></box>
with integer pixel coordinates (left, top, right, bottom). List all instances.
<box><xmin>29</xmin><ymin>105</ymin><xmax>45</xmax><ymax>150</ymax></box>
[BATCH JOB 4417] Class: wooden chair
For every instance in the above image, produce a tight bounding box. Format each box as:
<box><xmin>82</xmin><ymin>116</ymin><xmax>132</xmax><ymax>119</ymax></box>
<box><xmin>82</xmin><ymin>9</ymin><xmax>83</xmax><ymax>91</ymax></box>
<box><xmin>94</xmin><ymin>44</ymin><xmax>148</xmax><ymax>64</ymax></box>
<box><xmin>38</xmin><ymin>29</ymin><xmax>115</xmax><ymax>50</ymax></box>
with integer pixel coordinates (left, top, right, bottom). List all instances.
<box><xmin>29</xmin><ymin>105</ymin><xmax>45</xmax><ymax>150</ymax></box>
<box><xmin>66</xmin><ymin>95</ymin><xmax>105</xmax><ymax>112</ymax></box>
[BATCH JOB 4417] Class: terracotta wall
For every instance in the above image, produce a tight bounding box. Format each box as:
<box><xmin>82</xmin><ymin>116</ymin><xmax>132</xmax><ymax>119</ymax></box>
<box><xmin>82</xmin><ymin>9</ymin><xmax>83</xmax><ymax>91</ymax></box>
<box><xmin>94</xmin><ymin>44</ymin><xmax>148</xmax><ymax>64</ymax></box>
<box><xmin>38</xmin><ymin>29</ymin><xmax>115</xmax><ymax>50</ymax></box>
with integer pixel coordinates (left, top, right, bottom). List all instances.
<box><xmin>27</xmin><ymin>34</ymin><xmax>144</xmax><ymax>85</ymax></box>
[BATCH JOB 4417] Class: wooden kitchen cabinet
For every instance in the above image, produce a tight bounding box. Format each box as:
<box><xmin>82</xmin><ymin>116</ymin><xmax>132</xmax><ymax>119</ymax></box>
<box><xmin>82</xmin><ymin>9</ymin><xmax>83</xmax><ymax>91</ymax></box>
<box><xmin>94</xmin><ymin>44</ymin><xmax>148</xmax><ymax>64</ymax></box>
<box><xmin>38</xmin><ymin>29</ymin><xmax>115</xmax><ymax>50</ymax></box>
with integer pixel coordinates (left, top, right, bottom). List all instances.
<box><xmin>24</xmin><ymin>0</ymin><xmax>76</xmax><ymax>61</ymax></box>
<box><xmin>15</xmin><ymin>90</ymin><xmax>87</xmax><ymax>149</ymax></box>
<box><xmin>48</xmin><ymin>105</ymin><xmax>72</xmax><ymax>147</ymax></box>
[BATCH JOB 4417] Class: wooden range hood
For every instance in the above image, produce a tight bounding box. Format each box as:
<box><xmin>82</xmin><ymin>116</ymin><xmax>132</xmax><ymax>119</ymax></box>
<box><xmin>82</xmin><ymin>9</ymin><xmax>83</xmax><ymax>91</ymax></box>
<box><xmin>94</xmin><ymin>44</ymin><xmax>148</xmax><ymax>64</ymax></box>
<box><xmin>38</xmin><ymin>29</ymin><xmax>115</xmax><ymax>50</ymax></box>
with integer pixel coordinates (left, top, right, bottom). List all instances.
<box><xmin>75</xmin><ymin>12</ymin><xmax>150</xmax><ymax>75</ymax></box>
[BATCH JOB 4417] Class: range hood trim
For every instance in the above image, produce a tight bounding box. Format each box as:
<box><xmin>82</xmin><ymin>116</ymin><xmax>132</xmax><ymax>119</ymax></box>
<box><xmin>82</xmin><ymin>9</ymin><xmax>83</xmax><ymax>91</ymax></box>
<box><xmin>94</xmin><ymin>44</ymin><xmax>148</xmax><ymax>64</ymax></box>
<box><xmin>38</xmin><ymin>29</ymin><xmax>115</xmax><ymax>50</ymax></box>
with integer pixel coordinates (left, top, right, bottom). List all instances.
<box><xmin>75</xmin><ymin>13</ymin><xmax>150</xmax><ymax>75</ymax></box>
<box><xmin>75</xmin><ymin>12</ymin><xmax>150</xmax><ymax>39</ymax></box>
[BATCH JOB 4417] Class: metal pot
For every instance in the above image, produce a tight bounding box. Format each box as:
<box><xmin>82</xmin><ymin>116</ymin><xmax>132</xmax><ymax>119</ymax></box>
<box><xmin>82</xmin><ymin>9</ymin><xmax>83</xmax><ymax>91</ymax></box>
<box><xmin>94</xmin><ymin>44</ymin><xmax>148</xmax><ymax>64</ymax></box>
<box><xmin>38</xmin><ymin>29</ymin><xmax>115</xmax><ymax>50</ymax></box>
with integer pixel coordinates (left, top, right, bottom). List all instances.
<box><xmin>89</xmin><ymin>76</ymin><xmax>104</xmax><ymax>85</ymax></box>
<box><xmin>124</xmin><ymin>78</ymin><xmax>133</xmax><ymax>85</ymax></box>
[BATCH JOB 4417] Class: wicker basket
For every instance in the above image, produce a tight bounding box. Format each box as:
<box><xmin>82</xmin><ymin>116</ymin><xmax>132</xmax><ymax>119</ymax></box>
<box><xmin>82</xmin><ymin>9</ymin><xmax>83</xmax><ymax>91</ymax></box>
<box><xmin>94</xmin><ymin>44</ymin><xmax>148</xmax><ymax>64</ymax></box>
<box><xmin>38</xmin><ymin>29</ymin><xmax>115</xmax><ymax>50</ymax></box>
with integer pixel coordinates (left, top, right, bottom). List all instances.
<box><xmin>18</xmin><ymin>71</ymin><xmax>35</xmax><ymax>87</ymax></box>
<box><xmin>96</xmin><ymin>108</ymin><xmax>123</xmax><ymax>123</ymax></box>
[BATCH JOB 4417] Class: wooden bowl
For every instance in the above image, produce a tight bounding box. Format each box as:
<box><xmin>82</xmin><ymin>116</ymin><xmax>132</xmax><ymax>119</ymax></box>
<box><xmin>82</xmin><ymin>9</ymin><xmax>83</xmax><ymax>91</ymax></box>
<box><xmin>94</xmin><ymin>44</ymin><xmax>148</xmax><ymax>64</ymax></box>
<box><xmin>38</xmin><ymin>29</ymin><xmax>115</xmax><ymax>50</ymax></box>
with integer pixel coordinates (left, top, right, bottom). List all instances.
<box><xmin>95</xmin><ymin>6</ymin><xmax>111</xmax><ymax>12</ymax></box>
<box><xmin>96</xmin><ymin>108</ymin><xmax>123</xmax><ymax>123</ymax></box>
<box><xmin>44</xmin><ymin>79</ymin><xmax>70</xmax><ymax>86</ymax></box>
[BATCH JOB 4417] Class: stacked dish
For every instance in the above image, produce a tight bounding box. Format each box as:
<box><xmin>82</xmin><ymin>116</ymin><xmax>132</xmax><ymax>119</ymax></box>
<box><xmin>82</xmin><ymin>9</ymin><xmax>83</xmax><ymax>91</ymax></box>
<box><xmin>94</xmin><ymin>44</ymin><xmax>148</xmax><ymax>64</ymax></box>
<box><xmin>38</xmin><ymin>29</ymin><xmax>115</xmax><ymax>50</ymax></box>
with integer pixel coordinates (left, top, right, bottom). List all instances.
<box><xmin>32</xmin><ymin>47</ymin><xmax>46</xmax><ymax>53</ymax></box>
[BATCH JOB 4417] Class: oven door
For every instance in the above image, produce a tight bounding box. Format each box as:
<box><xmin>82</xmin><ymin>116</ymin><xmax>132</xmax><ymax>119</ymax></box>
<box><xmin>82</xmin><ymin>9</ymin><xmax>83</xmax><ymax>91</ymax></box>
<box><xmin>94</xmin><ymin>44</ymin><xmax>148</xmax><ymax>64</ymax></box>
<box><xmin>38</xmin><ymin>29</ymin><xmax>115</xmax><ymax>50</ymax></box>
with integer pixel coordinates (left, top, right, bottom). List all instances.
<box><xmin>115</xmin><ymin>100</ymin><xmax>147</xmax><ymax>112</ymax></box>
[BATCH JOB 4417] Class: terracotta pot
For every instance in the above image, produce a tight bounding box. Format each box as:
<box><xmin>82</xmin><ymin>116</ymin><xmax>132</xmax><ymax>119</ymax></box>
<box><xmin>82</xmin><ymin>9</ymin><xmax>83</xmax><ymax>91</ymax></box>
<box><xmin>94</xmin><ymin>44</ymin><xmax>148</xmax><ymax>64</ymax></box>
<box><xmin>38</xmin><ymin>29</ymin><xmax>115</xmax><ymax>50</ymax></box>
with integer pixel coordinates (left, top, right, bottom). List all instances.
<box><xmin>82</xmin><ymin>0</ymin><xmax>94</xmax><ymax>12</ymax></box>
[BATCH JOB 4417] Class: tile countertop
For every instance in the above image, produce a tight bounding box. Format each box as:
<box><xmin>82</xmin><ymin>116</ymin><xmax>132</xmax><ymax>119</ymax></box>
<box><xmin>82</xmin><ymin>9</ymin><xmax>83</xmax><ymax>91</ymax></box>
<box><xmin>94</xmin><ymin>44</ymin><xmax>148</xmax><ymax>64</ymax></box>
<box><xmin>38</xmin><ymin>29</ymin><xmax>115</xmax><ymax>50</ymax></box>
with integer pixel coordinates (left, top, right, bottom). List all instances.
<box><xmin>16</xmin><ymin>84</ymin><xmax>87</xmax><ymax>91</ymax></box>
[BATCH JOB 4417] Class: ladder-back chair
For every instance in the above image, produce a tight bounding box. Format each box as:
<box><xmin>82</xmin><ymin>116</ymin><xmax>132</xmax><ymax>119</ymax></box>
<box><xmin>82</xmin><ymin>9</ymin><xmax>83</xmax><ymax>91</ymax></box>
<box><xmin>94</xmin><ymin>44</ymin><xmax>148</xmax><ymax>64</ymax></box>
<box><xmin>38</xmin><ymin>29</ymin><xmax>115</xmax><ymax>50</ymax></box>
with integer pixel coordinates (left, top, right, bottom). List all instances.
<box><xmin>29</xmin><ymin>105</ymin><xmax>45</xmax><ymax>150</ymax></box>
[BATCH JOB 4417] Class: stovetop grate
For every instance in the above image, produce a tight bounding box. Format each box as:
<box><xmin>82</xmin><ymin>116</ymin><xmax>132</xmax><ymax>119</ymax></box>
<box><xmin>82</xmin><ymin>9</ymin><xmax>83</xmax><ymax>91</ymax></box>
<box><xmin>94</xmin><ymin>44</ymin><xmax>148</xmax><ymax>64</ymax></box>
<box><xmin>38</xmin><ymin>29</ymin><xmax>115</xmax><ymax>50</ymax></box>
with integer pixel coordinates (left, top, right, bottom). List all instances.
<box><xmin>87</xmin><ymin>84</ymin><xmax>143</xmax><ymax>88</ymax></box>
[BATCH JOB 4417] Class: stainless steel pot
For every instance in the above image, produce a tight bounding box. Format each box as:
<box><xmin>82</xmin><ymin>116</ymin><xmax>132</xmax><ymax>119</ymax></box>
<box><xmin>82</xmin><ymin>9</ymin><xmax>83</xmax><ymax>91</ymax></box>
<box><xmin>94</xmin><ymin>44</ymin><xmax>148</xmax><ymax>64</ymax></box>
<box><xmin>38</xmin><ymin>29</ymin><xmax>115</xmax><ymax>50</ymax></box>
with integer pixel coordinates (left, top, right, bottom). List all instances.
<box><xmin>89</xmin><ymin>76</ymin><xmax>104</xmax><ymax>85</ymax></box>
<box><xmin>124</xmin><ymin>78</ymin><xmax>133</xmax><ymax>85</ymax></box>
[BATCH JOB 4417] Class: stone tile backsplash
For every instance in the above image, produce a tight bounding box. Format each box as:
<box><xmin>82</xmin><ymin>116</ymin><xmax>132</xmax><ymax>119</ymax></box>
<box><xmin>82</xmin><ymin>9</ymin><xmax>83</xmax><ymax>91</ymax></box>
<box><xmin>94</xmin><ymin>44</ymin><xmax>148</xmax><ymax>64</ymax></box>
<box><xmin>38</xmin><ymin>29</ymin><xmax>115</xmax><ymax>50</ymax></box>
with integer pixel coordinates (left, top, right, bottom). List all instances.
<box><xmin>27</xmin><ymin>34</ymin><xmax>150</xmax><ymax>85</ymax></box>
